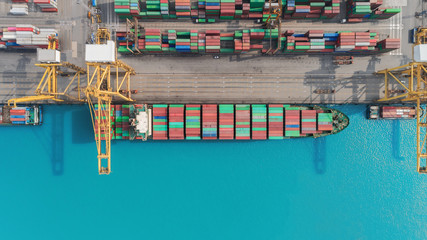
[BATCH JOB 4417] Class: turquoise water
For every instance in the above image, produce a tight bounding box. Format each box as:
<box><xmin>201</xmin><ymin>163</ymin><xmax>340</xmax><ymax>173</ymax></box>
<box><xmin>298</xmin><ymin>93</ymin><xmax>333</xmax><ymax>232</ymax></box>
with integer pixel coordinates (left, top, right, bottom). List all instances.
<box><xmin>0</xmin><ymin>105</ymin><xmax>426</xmax><ymax>240</ymax></box>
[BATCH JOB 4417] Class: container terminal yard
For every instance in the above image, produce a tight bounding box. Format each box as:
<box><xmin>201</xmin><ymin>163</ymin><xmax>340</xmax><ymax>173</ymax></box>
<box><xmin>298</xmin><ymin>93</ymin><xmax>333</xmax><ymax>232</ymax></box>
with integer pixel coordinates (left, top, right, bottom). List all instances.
<box><xmin>1</xmin><ymin>0</ymin><xmax>427</xmax><ymax>174</ymax></box>
<box><xmin>0</xmin><ymin>0</ymin><xmax>417</xmax><ymax>104</ymax></box>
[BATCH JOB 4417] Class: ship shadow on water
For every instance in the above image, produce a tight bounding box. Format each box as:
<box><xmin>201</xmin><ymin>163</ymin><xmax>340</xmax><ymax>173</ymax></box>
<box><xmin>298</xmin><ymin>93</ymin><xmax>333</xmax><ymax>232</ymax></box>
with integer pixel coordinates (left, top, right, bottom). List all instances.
<box><xmin>313</xmin><ymin>138</ymin><xmax>327</xmax><ymax>174</ymax></box>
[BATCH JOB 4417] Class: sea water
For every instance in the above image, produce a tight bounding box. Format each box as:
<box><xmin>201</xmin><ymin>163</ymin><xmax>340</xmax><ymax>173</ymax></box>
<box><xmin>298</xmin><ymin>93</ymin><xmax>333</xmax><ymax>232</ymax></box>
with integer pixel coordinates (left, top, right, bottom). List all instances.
<box><xmin>0</xmin><ymin>105</ymin><xmax>426</xmax><ymax>240</ymax></box>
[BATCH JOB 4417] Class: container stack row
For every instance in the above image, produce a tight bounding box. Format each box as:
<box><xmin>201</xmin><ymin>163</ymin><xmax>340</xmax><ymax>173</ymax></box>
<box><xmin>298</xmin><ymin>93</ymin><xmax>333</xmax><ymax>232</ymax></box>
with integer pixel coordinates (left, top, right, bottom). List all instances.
<box><xmin>122</xmin><ymin>105</ymin><xmax>131</xmax><ymax>140</ymax></box>
<box><xmin>114</xmin><ymin>0</ymin><xmax>340</xmax><ymax>21</ymax></box>
<box><xmin>114</xmin><ymin>105</ymin><xmax>123</xmax><ymax>139</ymax></box>
<box><xmin>186</xmin><ymin>105</ymin><xmax>201</xmax><ymax>140</ymax></box>
<box><xmin>10</xmin><ymin>3</ymin><xmax>29</xmax><ymax>15</ymax></box>
<box><xmin>169</xmin><ymin>104</ymin><xmax>185</xmax><ymax>140</ymax></box>
<box><xmin>301</xmin><ymin>110</ymin><xmax>317</xmax><ymax>134</ymax></box>
<box><xmin>381</xmin><ymin>107</ymin><xmax>417</xmax><ymax>119</ymax></box>
<box><xmin>176</xmin><ymin>31</ymin><xmax>191</xmax><ymax>53</ymax></box>
<box><xmin>0</xmin><ymin>24</ymin><xmax>57</xmax><ymax>50</ymax></box>
<box><xmin>202</xmin><ymin>104</ymin><xmax>218</xmax><ymax>139</ymax></box>
<box><xmin>34</xmin><ymin>0</ymin><xmax>58</xmax><ymax>12</ymax></box>
<box><xmin>317</xmin><ymin>112</ymin><xmax>333</xmax><ymax>131</ymax></box>
<box><xmin>146</xmin><ymin>104</ymin><xmax>339</xmax><ymax>140</ymax></box>
<box><xmin>152</xmin><ymin>104</ymin><xmax>168</xmax><ymax>140</ymax></box>
<box><xmin>283</xmin><ymin>0</ymin><xmax>340</xmax><ymax>20</ymax></box>
<box><xmin>285</xmin><ymin>109</ymin><xmax>300</xmax><ymax>137</ymax></box>
<box><xmin>116</xmin><ymin>29</ymin><xmax>399</xmax><ymax>54</ymax></box>
<box><xmin>346</xmin><ymin>0</ymin><xmax>401</xmax><ymax>23</ymax></box>
<box><xmin>93</xmin><ymin>104</ymin><xmax>113</xmax><ymax>141</ymax></box>
<box><xmin>235</xmin><ymin>104</ymin><xmax>250</xmax><ymax>139</ymax></box>
<box><xmin>219</xmin><ymin>104</ymin><xmax>234</xmax><ymax>139</ymax></box>
<box><xmin>377</xmin><ymin>39</ymin><xmax>400</xmax><ymax>53</ymax></box>
<box><xmin>206</xmin><ymin>30</ymin><xmax>221</xmax><ymax>53</ymax></box>
<box><xmin>145</xmin><ymin>0</ymin><xmax>163</xmax><ymax>19</ymax></box>
<box><xmin>114</xmin><ymin>0</ymin><xmax>141</xmax><ymax>16</ymax></box>
<box><xmin>268</xmin><ymin>104</ymin><xmax>283</xmax><ymax>139</ymax></box>
<box><xmin>176</xmin><ymin>0</ymin><xmax>191</xmax><ymax>18</ymax></box>
<box><xmin>336</xmin><ymin>31</ymin><xmax>380</xmax><ymax>52</ymax></box>
<box><xmin>9</xmin><ymin>107</ymin><xmax>28</xmax><ymax>125</ymax></box>
<box><xmin>145</xmin><ymin>29</ymin><xmax>162</xmax><ymax>52</ymax></box>
<box><xmin>251</xmin><ymin>105</ymin><xmax>267</xmax><ymax>140</ymax></box>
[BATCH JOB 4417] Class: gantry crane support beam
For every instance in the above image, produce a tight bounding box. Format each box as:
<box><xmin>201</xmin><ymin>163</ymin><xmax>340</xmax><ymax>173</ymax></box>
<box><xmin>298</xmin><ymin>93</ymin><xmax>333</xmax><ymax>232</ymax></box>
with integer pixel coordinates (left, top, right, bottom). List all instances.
<box><xmin>8</xmin><ymin>63</ymin><xmax>86</xmax><ymax>107</ymax></box>
<box><xmin>7</xmin><ymin>35</ymin><xmax>86</xmax><ymax>107</ymax></box>
<box><xmin>264</xmin><ymin>0</ymin><xmax>282</xmax><ymax>54</ymax></box>
<box><xmin>86</xmin><ymin>94</ymin><xmax>112</xmax><ymax>175</ymax></box>
<box><xmin>85</xmin><ymin>28</ymin><xmax>136</xmax><ymax>175</ymax></box>
<box><xmin>377</xmin><ymin>61</ymin><xmax>427</xmax><ymax>173</ymax></box>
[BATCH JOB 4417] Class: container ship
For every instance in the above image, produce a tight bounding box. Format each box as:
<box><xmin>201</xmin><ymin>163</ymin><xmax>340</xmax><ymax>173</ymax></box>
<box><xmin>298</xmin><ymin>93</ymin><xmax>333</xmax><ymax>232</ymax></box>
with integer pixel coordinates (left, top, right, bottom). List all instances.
<box><xmin>368</xmin><ymin>105</ymin><xmax>417</xmax><ymax>120</ymax></box>
<box><xmin>0</xmin><ymin>105</ymin><xmax>42</xmax><ymax>125</ymax></box>
<box><xmin>94</xmin><ymin>104</ymin><xmax>349</xmax><ymax>141</ymax></box>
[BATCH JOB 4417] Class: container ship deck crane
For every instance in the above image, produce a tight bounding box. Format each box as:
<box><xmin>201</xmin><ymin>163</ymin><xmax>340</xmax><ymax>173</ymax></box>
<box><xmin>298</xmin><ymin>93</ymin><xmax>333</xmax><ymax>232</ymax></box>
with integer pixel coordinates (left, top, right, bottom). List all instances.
<box><xmin>376</xmin><ymin>27</ymin><xmax>427</xmax><ymax>173</ymax></box>
<box><xmin>7</xmin><ymin>35</ymin><xmax>86</xmax><ymax>107</ymax></box>
<box><xmin>84</xmin><ymin>28</ymin><xmax>136</xmax><ymax>175</ymax></box>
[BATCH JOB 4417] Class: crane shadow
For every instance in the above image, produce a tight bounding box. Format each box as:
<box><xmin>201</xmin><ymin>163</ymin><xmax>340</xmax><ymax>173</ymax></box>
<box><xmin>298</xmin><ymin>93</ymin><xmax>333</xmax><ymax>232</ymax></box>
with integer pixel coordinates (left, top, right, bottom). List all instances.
<box><xmin>72</xmin><ymin>106</ymin><xmax>94</xmax><ymax>144</ymax></box>
<box><xmin>51</xmin><ymin>110</ymin><xmax>64</xmax><ymax>176</ymax></box>
<box><xmin>313</xmin><ymin>137</ymin><xmax>327</xmax><ymax>174</ymax></box>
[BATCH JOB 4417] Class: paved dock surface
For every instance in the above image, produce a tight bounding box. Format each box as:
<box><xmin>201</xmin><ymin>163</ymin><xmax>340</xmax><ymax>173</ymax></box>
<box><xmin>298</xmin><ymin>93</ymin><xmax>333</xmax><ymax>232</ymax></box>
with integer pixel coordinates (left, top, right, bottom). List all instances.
<box><xmin>0</xmin><ymin>0</ymin><xmax>423</xmax><ymax>104</ymax></box>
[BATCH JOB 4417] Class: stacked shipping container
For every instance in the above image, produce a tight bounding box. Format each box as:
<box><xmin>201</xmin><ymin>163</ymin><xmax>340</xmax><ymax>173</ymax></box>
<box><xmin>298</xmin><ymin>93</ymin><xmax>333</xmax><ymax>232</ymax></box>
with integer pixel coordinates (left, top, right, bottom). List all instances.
<box><xmin>235</xmin><ymin>104</ymin><xmax>250</xmax><ymax>139</ymax></box>
<box><xmin>301</xmin><ymin>110</ymin><xmax>317</xmax><ymax>134</ymax></box>
<box><xmin>381</xmin><ymin>106</ymin><xmax>416</xmax><ymax>119</ymax></box>
<box><xmin>317</xmin><ymin>112</ymin><xmax>333</xmax><ymax>131</ymax></box>
<box><xmin>202</xmin><ymin>104</ymin><xmax>217</xmax><ymax>139</ymax></box>
<box><xmin>0</xmin><ymin>25</ymin><xmax>57</xmax><ymax>50</ymax></box>
<box><xmin>115</xmin><ymin>0</ymin><xmax>341</xmax><ymax>21</ymax></box>
<box><xmin>9</xmin><ymin>107</ymin><xmax>28</xmax><ymax>124</ymax></box>
<box><xmin>34</xmin><ymin>0</ymin><xmax>58</xmax><ymax>12</ymax></box>
<box><xmin>346</xmin><ymin>0</ymin><xmax>401</xmax><ymax>23</ymax></box>
<box><xmin>169</xmin><ymin>104</ymin><xmax>185</xmax><ymax>139</ymax></box>
<box><xmin>102</xmin><ymin>104</ymin><xmax>345</xmax><ymax>141</ymax></box>
<box><xmin>116</xmin><ymin>28</ymin><xmax>399</xmax><ymax>55</ymax></box>
<box><xmin>285</xmin><ymin>108</ymin><xmax>300</xmax><ymax>137</ymax></box>
<box><xmin>94</xmin><ymin>104</ymin><xmax>113</xmax><ymax>141</ymax></box>
<box><xmin>268</xmin><ymin>104</ymin><xmax>283</xmax><ymax>139</ymax></box>
<box><xmin>185</xmin><ymin>105</ymin><xmax>201</xmax><ymax>139</ymax></box>
<box><xmin>152</xmin><ymin>104</ymin><xmax>168</xmax><ymax>140</ymax></box>
<box><xmin>114</xmin><ymin>0</ymin><xmax>141</xmax><ymax>17</ymax></box>
<box><xmin>122</xmin><ymin>105</ymin><xmax>130</xmax><ymax>139</ymax></box>
<box><xmin>114</xmin><ymin>105</ymin><xmax>123</xmax><ymax>139</ymax></box>
<box><xmin>251</xmin><ymin>105</ymin><xmax>267</xmax><ymax>139</ymax></box>
<box><xmin>219</xmin><ymin>104</ymin><xmax>234</xmax><ymax>139</ymax></box>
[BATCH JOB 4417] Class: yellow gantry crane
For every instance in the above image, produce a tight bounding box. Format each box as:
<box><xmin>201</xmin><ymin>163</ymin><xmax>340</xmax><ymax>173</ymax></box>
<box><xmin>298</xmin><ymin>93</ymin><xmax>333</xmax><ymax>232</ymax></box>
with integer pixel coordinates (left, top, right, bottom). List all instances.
<box><xmin>84</xmin><ymin>28</ymin><xmax>136</xmax><ymax>175</ymax></box>
<box><xmin>376</xmin><ymin>28</ymin><xmax>427</xmax><ymax>173</ymax></box>
<box><xmin>264</xmin><ymin>0</ymin><xmax>282</xmax><ymax>54</ymax></box>
<box><xmin>8</xmin><ymin>35</ymin><xmax>86</xmax><ymax>107</ymax></box>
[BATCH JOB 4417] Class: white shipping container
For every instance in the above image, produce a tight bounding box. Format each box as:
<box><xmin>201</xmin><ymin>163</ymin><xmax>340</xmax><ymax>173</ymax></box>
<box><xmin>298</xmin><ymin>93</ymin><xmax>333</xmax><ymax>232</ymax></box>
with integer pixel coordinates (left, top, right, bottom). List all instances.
<box><xmin>1</xmin><ymin>33</ymin><xmax>17</xmax><ymax>40</ymax></box>
<box><xmin>10</xmin><ymin>8</ymin><xmax>29</xmax><ymax>15</ymax></box>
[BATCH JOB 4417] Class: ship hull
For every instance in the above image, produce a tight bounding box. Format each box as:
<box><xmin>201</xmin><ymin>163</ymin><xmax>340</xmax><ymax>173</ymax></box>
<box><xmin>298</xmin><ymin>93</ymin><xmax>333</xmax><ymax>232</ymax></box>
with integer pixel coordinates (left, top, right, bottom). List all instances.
<box><xmin>93</xmin><ymin>104</ymin><xmax>349</xmax><ymax>141</ymax></box>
